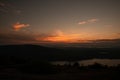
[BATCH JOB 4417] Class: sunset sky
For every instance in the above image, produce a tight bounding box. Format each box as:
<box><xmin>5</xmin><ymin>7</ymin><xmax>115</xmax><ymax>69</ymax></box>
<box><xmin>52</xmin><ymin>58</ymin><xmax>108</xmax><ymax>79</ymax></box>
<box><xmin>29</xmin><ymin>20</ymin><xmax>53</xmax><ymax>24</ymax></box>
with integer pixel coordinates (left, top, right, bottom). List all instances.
<box><xmin>0</xmin><ymin>0</ymin><xmax>120</xmax><ymax>45</ymax></box>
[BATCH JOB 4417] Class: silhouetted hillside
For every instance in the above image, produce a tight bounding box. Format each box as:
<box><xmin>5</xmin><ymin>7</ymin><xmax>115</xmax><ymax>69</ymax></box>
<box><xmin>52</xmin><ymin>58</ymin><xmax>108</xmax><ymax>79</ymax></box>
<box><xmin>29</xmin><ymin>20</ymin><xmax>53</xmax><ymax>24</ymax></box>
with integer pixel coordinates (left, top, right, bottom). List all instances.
<box><xmin>0</xmin><ymin>44</ymin><xmax>58</xmax><ymax>54</ymax></box>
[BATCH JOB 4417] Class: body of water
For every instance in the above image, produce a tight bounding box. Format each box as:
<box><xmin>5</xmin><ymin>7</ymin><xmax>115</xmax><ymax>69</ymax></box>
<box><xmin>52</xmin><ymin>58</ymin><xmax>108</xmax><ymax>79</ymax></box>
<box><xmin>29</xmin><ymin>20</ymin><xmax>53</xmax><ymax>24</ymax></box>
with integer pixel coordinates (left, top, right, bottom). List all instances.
<box><xmin>51</xmin><ymin>59</ymin><xmax>120</xmax><ymax>66</ymax></box>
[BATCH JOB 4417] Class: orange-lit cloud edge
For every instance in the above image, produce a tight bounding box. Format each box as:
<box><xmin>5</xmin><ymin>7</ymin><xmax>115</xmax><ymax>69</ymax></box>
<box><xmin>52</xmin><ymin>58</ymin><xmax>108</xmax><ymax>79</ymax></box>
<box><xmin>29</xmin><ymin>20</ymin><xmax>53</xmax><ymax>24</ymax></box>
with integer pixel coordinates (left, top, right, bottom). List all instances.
<box><xmin>13</xmin><ymin>22</ymin><xmax>30</xmax><ymax>31</ymax></box>
<box><xmin>35</xmin><ymin>30</ymin><xmax>110</xmax><ymax>43</ymax></box>
<box><xmin>35</xmin><ymin>30</ymin><xmax>120</xmax><ymax>44</ymax></box>
<box><xmin>0</xmin><ymin>30</ymin><xmax>120</xmax><ymax>45</ymax></box>
<box><xmin>35</xmin><ymin>30</ymin><xmax>81</xmax><ymax>43</ymax></box>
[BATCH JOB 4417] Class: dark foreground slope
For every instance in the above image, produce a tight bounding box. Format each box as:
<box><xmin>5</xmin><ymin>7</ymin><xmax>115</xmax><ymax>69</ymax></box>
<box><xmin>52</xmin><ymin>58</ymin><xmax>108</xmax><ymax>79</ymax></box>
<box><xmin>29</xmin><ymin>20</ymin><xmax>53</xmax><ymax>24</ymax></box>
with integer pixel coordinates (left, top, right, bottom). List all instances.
<box><xmin>0</xmin><ymin>45</ymin><xmax>120</xmax><ymax>80</ymax></box>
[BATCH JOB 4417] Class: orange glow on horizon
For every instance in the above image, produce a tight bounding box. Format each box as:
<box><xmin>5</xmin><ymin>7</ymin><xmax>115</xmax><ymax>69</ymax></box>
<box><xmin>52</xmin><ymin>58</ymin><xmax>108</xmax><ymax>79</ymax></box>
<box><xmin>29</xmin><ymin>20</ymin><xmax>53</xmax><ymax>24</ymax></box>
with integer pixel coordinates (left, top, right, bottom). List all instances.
<box><xmin>35</xmin><ymin>30</ymin><xmax>120</xmax><ymax>43</ymax></box>
<box><xmin>43</xmin><ymin>35</ymin><xmax>71</xmax><ymax>42</ymax></box>
<box><xmin>35</xmin><ymin>31</ymin><xmax>88</xmax><ymax>43</ymax></box>
<box><xmin>36</xmin><ymin>35</ymin><xmax>91</xmax><ymax>43</ymax></box>
<box><xmin>42</xmin><ymin>30</ymin><xmax>81</xmax><ymax>42</ymax></box>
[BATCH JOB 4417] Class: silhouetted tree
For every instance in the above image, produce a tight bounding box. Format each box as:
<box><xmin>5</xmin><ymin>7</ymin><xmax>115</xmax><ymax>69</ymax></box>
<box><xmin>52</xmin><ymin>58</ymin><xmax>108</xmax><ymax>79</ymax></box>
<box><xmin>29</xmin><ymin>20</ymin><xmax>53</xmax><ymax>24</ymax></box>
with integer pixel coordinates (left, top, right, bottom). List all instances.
<box><xmin>73</xmin><ymin>62</ymin><xmax>80</xmax><ymax>68</ymax></box>
<box><xmin>88</xmin><ymin>63</ymin><xmax>104</xmax><ymax>70</ymax></box>
<box><xmin>19</xmin><ymin>60</ymin><xmax>57</xmax><ymax>74</ymax></box>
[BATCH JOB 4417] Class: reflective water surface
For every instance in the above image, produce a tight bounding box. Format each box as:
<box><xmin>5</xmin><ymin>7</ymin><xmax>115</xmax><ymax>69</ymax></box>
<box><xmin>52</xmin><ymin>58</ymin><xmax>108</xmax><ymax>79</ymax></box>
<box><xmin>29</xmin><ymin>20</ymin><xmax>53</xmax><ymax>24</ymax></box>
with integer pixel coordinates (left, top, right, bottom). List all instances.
<box><xmin>51</xmin><ymin>59</ymin><xmax>120</xmax><ymax>66</ymax></box>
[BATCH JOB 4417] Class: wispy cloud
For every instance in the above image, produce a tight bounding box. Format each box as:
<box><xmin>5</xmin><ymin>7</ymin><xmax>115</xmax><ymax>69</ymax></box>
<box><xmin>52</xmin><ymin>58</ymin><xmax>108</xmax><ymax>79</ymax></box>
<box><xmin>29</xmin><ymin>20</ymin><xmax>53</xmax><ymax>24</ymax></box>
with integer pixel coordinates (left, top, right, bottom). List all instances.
<box><xmin>0</xmin><ymin>2</ymin><xmax>5</xmax><ymax>7</ymax></box>
<box><xmin>78</xmin><ymin>21</ymin><xmax>87</xmax><ymax>25</ymax></box>
<box><xmin>115</xmin><ymin>33</ymin><xmax>120</xmax><ymax>38</ymax></box>
<box><xmin>117</xmin><ymin>33</ymin><xmax>120</xmax><ymax>35</ymax></box>
<box><xmin>13</xmin><ymin>22</ymin><xmax>30</xmax><ymax>31</ymax></box>
<box><xmin>88</xmin><ymin>18</ymin><xmax>98</xmax><ymax>23</ymax></box>
<box><xmin>0</xmin><ymin>1</ymin><xmax>21</xmax><ymax>14</ymax></box>
<box><xmin>78</xmin><ymin>18</ymin><xmax>98</xmax><ymax>25</ymax></box>
<box><xmin>0</xmin><ymin>1</ymin><xmax>8</xmax><ymax>13</ymax></box>
<box><xmin>0</xmin><ymin>32</ymin><xmax>35</xmax><ymax>45</ymax></box>
<box><xmin>104</xmin><ymin>25</ymin><xmax>113</xmax><ymax>27</ymax></box>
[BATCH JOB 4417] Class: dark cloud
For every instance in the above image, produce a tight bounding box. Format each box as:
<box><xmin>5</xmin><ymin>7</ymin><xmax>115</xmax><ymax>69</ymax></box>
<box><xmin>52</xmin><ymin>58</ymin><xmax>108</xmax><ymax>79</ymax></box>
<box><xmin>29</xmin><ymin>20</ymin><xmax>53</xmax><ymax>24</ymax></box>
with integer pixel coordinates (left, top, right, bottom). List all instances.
<box><xmin>57</xmin><ymin>39</ymin><xmax>120</xmax><ymax>48</ymax></box>
<box><xmin>117</xmin><ymin>33</ymin><xmax>120</xmax><ymax>35</ymax></box>
<box><xmin>1</xmin><ymin>31</ymin><xmax>120</xmax><ymax>47</ymax></box>
<box><xmin>0</xmin><ymin>32</ymin><xmax>58</xmax><ymax>45</ymax></box>
<box><xmin>0</xmin><ymin>32</ymin><xmax>35</xmax><ymax>45</ymax></box>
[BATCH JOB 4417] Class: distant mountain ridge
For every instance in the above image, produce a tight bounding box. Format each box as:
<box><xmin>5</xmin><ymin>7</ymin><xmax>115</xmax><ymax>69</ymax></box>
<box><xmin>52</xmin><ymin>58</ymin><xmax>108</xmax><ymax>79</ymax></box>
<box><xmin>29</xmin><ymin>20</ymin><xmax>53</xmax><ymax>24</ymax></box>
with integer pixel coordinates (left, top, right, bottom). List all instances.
<box><xmin>0</xmin><ymin>44</ymin><xmax>120</xmax><ymax>61</ymax></box>
<box><xmin>47</xmin><ymin>39</ymin><xmax>120</xmax><ymax>48</ymax></box>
